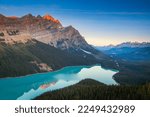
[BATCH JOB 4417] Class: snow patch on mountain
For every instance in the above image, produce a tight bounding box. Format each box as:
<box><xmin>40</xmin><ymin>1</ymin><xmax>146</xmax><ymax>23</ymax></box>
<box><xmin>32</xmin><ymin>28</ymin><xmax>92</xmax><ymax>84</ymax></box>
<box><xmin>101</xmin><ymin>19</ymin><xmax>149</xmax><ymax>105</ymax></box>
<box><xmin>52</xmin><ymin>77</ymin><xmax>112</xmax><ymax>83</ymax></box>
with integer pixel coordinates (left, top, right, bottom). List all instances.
<box><xmin>81</xmin><ymin>49</ymin><xmax>92</xmax><ymax>55</ymax></box>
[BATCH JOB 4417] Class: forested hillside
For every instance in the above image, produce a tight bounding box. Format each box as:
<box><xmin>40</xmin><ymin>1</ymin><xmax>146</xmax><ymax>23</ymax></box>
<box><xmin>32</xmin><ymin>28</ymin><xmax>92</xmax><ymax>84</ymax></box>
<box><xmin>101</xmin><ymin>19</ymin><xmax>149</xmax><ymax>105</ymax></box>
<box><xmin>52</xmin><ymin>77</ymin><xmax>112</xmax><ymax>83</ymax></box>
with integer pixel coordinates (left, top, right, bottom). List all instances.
<box><xmin>35</xmin><ymin>79</ymin><xmax>150</xmax><ymax>100</ymax></box>
<box><xmin>0</xmin><ymin>40</ymin><xmax>99</xmax><ymax>78</ymax></box>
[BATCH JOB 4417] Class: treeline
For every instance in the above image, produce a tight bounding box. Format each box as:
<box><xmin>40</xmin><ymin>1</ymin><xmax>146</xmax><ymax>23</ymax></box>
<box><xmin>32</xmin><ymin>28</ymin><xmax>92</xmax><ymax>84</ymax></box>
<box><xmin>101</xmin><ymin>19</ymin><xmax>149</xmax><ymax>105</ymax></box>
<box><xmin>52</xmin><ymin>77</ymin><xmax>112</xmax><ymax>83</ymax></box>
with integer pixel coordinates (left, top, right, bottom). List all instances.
<box><xmin>0</xmin><ymin>40</ymin><xmax>98</xmax><ymax>78</ymax></box>
<box><xmin>35</xmin><ymin>79</ymin><xmax>150</xmax><ymax>100</ymax></box>
<box><xmin>113</xmin><ymin>60</ymin><xmax>150</xmax><ymax>85</ymax></box>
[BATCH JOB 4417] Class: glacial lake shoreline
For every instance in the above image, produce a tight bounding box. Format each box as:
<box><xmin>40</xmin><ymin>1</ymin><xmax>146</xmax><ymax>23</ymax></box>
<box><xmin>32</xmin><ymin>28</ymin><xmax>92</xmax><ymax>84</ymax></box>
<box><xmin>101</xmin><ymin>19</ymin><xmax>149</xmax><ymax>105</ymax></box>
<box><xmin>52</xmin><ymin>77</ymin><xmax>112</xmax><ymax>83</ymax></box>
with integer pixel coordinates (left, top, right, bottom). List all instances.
<box><xmin>0</xmin><ymin>64</ymin><xmax>119</xmax><ymax>100</ymax></box>
<box><xmin>0</xmin><ymin>64</ymin><xmax>119</xmax><ymax>79</ymax></box>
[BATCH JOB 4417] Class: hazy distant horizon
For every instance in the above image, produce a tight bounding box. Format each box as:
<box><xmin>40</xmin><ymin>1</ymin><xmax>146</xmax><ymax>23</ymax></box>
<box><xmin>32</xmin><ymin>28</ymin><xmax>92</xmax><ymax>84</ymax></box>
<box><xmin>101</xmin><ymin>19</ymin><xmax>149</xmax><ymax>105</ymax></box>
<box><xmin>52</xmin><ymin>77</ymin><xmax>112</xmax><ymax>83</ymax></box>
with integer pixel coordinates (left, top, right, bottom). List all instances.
<box><xmin>92</xmin><ymin>41</ymin><xmax>150</xmax><ymax>46</ymax></box>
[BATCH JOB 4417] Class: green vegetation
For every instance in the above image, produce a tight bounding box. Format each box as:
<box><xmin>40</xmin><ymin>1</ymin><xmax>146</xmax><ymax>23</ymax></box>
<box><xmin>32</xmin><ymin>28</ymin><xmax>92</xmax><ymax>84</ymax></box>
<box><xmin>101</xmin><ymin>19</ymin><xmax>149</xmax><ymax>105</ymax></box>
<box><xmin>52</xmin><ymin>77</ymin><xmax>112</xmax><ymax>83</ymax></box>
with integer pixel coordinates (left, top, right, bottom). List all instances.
<box><xmin>0</xmin><ymin>39</ymin><xmax>150</xmax><ymax>85</ymax></box>
<box><xmin>0</xmin><ymin>40</ymin><xmax>99</xmax><ymax>78</ymax></box>
<box><xmin>98</xmin><ymin>46</ymin><xmax>150</xmax><ymax>85</ymax></box>
<box><xmin>114</xmin><ymin>60</ymin><xmax>150</xmax><ymax>85</ymax></box>
<box><xmin>35</xmin><ymin>79</ymin><xmax>150</xmax><ymax>100</ymax></box>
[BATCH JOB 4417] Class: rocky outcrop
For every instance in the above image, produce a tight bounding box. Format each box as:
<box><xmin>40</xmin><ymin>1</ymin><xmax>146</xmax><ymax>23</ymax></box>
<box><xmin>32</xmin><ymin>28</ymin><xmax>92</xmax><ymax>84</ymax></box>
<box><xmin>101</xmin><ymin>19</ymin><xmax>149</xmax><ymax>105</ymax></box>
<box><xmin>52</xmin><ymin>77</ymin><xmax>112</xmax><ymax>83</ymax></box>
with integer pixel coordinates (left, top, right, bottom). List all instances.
<box><xmin>43</xmin><ymin>14</ymin><xmax>60</xmax><ymax>24</ymax></box>
<box><xmin>30</xmin><ymin>61</ymin><xmax>53</xmax><ymax>72</ymax></box>
<box><xmin>0</xmin><ymin>13</ymin><xmax>116</xmax><ymax>78</ymax></box>
<box><xmin>0</xmin><ymin>14</ymin><xmax>93</xmax><ymax>51</ymax></box>
<box><xmin>0</xmin><ymin>32</ymin><xmax>4</xmax><ymax>36</ymax></box>
<box><xmin>0</xmin><ymin>13</ymin><xmax>112</xmax><ymax>62</ymax></box>
<box><xmin>7</xmin><ymin>30</ymin><xmax>19</xmax><ymax>36</ymax></box>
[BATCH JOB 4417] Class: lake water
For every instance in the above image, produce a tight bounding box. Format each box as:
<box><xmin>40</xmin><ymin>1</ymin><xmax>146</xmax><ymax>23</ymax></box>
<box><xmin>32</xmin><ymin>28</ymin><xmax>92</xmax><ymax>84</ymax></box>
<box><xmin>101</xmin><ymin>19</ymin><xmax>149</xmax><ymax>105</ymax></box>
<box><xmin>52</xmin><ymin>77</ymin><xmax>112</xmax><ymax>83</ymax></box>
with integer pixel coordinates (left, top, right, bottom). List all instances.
<box><xmin>0</xmin><ymin>65</ymin><xmax>118</xmax><ymax>100</ymax></box>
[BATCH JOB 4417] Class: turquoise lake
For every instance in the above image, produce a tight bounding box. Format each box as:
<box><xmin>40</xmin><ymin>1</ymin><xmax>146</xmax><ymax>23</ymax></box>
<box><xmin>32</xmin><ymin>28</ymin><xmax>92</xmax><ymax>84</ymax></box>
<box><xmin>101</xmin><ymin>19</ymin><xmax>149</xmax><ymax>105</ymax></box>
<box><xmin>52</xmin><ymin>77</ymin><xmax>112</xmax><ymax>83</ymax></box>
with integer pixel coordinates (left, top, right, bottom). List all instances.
<box><xmin>0</xmin><ymin>65</ymin><xmax>118</xmax><ymax>100</ymax></box>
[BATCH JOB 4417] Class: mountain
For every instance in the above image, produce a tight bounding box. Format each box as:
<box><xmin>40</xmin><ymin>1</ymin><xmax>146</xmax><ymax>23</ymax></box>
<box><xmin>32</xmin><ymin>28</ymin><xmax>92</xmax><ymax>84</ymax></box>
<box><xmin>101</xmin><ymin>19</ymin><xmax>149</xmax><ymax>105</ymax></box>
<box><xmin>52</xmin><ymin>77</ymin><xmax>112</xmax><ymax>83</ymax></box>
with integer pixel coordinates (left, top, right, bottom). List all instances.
<box><xmin>1</xmin><ymin>14</ymin><xmax>150</xmax><ymax>85</ymax></box>
<box><xmin>0</xmin><ymin>14</ymin><xmax>109</xmax><ymax>56</ymax></box>
<box><xmin>95</xmin><ymin>42</ymin><xmax>150</xmax><ymax>61</ymax></box>
<box><xmin>0</xmin><ymin>14</ymin><xmax>95</xmax><ymax>51</ymax></box>
<box><xmin>95</xmin><ymin>42</ymin><xmax>150</xmax><ymax>50</ymax></box>
<box><xmin>95</xmin><ymin>42</ymin><xmax>150</xmax><ymax>85</ymax></box>
<box><xmin>0</xmin><ymin>14</ymin><xmax>62</xmax><ymax>44</ymax></box>
<box><xmin>0</xmin><ymin>39</ymin><xmax>100</xmax><ymax>78</ymax></box>
<box><xmin>0</xmin><ymin>14</ymin><xmax>115</xmax><ymax>78</ymax></box>
<box><xmin>116</xmin><ymin>42</ymin><xmax>150</xmax><ymax>48</ymax></box>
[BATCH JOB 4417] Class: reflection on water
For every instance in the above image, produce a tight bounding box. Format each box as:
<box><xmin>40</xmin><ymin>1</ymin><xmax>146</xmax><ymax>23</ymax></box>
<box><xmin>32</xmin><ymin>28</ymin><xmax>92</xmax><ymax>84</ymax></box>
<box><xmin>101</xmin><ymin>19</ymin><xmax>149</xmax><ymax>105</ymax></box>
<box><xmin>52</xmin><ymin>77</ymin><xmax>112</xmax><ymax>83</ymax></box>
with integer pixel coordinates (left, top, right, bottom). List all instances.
<box><xmin>40</xmin><ymin>82</ymin><xmax>56</xmax><ymax>89</ymax></box>
<box><xmin>0</xmin><ymin>65</ymin><xmax>118</xmax><ymax>100</ymax></box>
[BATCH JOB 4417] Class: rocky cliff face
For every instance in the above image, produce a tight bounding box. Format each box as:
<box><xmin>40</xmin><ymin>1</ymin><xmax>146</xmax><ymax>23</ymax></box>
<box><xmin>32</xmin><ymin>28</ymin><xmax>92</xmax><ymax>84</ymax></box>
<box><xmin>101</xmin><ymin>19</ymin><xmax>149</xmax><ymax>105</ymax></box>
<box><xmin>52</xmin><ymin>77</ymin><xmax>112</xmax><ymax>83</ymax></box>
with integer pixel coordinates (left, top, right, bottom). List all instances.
<box><xmin>0</xmin><ymin>14</ymin><xmax>92</xmax><ymax>51</ymax></box>
<box><xmin>0</xmin><ymin>13</ymin><xmax>117</xmax><ymax>78</ymax></box>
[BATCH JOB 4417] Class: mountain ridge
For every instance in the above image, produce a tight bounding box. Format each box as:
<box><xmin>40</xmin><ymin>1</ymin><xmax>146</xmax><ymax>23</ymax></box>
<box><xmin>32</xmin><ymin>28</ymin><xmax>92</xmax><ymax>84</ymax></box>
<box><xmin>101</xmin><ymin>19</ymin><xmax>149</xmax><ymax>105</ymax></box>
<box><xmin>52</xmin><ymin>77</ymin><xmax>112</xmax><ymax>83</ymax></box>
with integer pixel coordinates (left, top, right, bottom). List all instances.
<box><xmin>0</xmin><ymin>13</ymin><xmax>112</xmax><ymax>62</ymax></box>
<box><xmin>0</xmin><ymin>13</ymin><xmax>94</xmax><ymax>51</ymax></box>
<box><xmin>0</xmin><ymin>13</ymin><xmax>116</xmax><ymax>78</ymax></box>
<box><xmin>0</xmin><ymin>39</ymin><xmax>100</xmax><ymax>78</ymax></box>
<box><xmin>96</xmin><ymin>42</ymin><xmax>150</xmax><ymax>49</ymax></box>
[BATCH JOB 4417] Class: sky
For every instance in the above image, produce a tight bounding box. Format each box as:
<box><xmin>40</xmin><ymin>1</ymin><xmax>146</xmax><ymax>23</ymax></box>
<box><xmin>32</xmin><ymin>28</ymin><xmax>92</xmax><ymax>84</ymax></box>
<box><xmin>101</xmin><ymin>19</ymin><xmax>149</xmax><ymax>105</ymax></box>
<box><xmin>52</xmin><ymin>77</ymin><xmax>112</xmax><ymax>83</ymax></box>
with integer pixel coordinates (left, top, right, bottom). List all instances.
<box><xmin>0</xmin><ymin>0</ymin><xmax>150</xmax><ymax>46</ymax></box>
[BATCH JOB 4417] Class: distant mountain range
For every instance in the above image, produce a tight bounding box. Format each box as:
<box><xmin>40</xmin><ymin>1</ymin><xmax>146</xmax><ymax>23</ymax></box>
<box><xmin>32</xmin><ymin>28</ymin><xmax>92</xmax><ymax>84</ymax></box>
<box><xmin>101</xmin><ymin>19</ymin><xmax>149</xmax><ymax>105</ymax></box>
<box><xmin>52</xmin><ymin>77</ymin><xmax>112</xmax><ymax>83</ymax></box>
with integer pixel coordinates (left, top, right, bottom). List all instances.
<box><xmin>116</xmin><ymin>42</ymin><xmax>150</xmax><ymax>48</ymax></box>
<box><xmin>95</xmin><ymin>42</ymin><xmax>150</xmax><ymax>85</ymax></box>
<box><xmin>1</xmin><ymin>13</ymin><xmax>150</xmax><ymax>85</ymax></box>
<box><xmin>0</xmin><ymin>14</ymin><xmax>115</xmax><ymax>78</ymax></box>
<box><xmin>95</xmin><ymin>42</ymin><xmax>150</xmax><ymax>50</ymax></box>
<box><xmin>95</xmin><ymin>42</ymin><xmax>150</xmax><ymax>61</ymax></box>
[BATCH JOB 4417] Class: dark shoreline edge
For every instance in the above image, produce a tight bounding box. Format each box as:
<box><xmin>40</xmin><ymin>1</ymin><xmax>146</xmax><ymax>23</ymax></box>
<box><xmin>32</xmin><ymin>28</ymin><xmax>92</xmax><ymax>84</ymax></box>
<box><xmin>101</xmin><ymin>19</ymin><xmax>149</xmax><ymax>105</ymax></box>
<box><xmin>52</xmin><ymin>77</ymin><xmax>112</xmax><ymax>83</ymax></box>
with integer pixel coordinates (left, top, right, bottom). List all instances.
<box><xmin>35</xmin><ymin>79</ymin><xmax>150</xmax><ymax>100</ymax></box>
<box><xmin>0</xmin><ymin>64</ymin><xmax>119</xmax><ymax>79</ymax></box>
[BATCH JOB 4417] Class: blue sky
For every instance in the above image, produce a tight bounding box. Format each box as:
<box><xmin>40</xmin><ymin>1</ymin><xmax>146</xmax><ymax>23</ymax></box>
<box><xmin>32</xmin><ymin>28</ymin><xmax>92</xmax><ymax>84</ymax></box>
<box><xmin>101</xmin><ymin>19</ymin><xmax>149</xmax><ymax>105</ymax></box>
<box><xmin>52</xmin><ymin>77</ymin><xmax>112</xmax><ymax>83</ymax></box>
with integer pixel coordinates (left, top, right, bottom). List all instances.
<box><xmin>0</xmin><ymin>0</ymin><xmax>150</xmax><ymax>45</ymax></box>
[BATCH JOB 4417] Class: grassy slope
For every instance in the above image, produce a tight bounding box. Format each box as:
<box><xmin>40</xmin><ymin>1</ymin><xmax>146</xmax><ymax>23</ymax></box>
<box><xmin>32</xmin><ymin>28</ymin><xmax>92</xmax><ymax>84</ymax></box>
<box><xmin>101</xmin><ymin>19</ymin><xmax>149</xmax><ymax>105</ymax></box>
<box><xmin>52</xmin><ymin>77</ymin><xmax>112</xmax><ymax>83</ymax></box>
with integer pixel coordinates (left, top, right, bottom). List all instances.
<box><xmin>35</xmin><ymin>79</ymin><xmax>150</xmax><ymax>100</ymax></box>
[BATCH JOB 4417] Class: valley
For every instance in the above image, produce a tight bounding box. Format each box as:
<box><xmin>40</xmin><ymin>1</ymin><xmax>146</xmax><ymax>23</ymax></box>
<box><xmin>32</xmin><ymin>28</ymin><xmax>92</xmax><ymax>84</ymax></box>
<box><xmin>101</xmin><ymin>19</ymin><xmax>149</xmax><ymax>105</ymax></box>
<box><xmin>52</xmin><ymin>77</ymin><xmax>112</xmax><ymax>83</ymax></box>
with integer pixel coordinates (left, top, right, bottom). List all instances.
<box><xmin>96</xmin><ymin>42</ymin><xmax>150</xmax><ymax>85</ymax></box>
<box><xmin>0</xmin><ymin>14</ymin><xmax>116</xmax><ymax>78</ymax></box>
<box><xmin>0</xmin><ymin>13</ymin><xmax>150</xmax><ymax>100</ymax></box>
<box><xmin>0</xmin><ymin>65</ymin><xmax>117</xmax><ymax>100</ymax></box>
